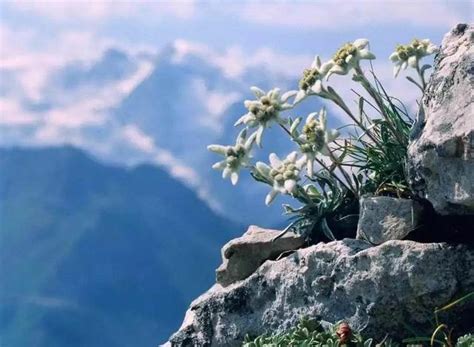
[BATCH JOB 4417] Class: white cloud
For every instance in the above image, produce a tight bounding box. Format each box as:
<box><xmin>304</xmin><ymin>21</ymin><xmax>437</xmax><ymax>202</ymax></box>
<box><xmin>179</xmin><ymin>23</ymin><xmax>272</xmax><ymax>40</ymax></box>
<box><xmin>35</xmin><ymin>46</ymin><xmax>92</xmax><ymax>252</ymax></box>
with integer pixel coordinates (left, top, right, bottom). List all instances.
<box><xmin>9</xmin><ymin>1</ymin><xmax>196</xmax><ymax>21</ymax></box>
<box><xmin>172</xmin><ymin>39</ymin><xmax>311</xmax><ymax>78</ymax></box>
<box><xmin>237</xmin><ymin>1</ymin><xmax>465</xmax><ymax>29</ymax></box>
<box><xmin>0</xmin><ymin>99</ymin><xmax>38</xmax><ymax>125</ymax></box>
<box><xmin>191</xmin><ymin>78</ymin><xmax>241</xmax><ymax>132</ymax></box>
<box><xmin>120</xmin><ymin>124</ymin><xmax>155</xmax><ymax>153</ymax></box>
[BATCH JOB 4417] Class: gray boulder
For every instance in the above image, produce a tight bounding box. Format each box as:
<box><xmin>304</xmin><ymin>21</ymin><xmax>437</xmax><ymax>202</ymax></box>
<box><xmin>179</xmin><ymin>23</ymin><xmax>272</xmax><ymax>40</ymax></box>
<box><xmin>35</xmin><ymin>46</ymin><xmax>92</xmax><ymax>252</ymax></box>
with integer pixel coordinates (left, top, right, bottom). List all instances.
<box><xmin>216</xmin><ymin>225</ymin><xmax>305</xmax><ymax>287</ymax></box>
<box><xmin>168</xmin><ymin>239</ymin><xmax>474</xmax><ymax>346</ymax></box>
<box><xmin>356</xmin><ymin>196</ymin><xmax>424</xmax><ymax>244</ymax></box>
<box><xmin>408</xmin><ymin>23</ymin><xmax>474</xmax><ymax>215</ymax></box>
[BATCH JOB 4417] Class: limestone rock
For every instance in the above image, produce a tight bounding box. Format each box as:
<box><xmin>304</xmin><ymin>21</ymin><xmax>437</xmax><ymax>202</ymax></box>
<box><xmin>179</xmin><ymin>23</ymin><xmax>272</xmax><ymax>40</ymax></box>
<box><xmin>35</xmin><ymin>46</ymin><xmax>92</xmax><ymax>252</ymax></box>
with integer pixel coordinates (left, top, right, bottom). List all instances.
<box><xmin>216</xmin><ymin>225</ymin><xmax>305</xmax><ymax>287</ymax></box>
<box><xmin>168</xmin><ymin>239</ymin><xmax>474</xmax><ymax>346</ymax></box>
<box><xmin>408</xmin><ymin>23</ymin><xmax>474</xmax><ymax>215</ymax></box>
<box><xmin>356</xmin><ymin>196</ymin><xmax>424</xmax><ymax>244</ymax></box>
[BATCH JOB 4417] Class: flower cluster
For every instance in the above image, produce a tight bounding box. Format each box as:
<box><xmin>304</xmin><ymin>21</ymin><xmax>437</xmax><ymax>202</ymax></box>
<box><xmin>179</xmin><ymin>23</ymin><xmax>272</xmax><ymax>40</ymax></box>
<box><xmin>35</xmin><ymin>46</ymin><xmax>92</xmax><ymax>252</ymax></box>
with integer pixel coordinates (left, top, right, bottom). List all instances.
<box><xmin>325</xmin><ymin>39</ymin><xmax>375</xmax><ymax>79</ymax></box>
<box><xmin>235</xmin><ymin>87</ymin><xmax>294</xmax><ymax>146</ymax></box>
<box><xmin>208</xmin><ymin>36</ymin><xmax>438</xmax><ymax>226</ymax></box>
<box><xmin>256</xmin><ymin>152</ymin><xmax>305</xmax><ymax>205</ymax></box>
<box><xmin>295</xmin><ymin>56</ymin><xmax>329</xmax><ymax>104</ymax></box>
<box><xmin>293</xmin><ymin>109</ymin><xmax>339</xmax><ymax>177</ymax></box>
<box><xmin>389</xmin><ymin>38</ymin><xmax>438</xmax><ymax>77</ymax></box>
<box><xmin>208</xmin><ymin>129</ymin><xmax>256</xmax><ymax>185</ymax></box>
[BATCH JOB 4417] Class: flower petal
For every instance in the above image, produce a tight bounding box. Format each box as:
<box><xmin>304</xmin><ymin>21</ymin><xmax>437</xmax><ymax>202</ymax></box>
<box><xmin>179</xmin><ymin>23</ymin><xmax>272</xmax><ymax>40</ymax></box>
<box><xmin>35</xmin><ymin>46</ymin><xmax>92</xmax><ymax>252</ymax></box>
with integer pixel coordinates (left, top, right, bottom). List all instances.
<box><xmin>306</xmin><ymin>159</ymin><xmax>314</xmax><ymax>177</ymax></box>
<box><xmin>207</xmin><ymin>144</ymin><xmax>228</xmax><ymax>155</ymax></box>
<box><xmin>284</xmin><ymin>179</ymin><xmax>297</xmax><ymax>193</ymax></box>
<box><xmin>319</xmin><ymin>108</ymin><xmax>327</xmax><ymax>129</ymax></box>
<box><xmin>269</xmin><ymin>153</ymin><xmax>282</xmax><ymax>168</ymax></box>
<box><xmin>294</xmin><ymin>89</ymin><xmax>307</xmax><ymax>104</ymax></box>
<box><xmin>222</xmin><ymin>167</ymin><xmax>231</xmax><ymax>179</ymax></box>
<box><xmin>326</xmin><ymin>129</ymin><xmax>340</xmax><ymax>142</ymax></box>
<box><xmin>281</xmin><ymin>90</ymin><xmax>297</xmax><ymax>102</ymax></box>
<box><xmin>389</xmin><ymin>52</ymin><xmax>400</xmax><ymax>62</ymax></box>
<box><xmin>306</xmin><ymin>112</ymin><xmax>318</xmax><ymax>123</ymax></box>
<box><xmin>286</xmin><ymin>151</ymin><xmax>298</xmax><ymax>162</ymax></box>
<box><xmin>244</xmin><ymin>131</ymin><xmax>257</xmax><ymax>150</ymax></box>
<box><xmin>320</xmin><ymin>61</ymin><xmax>334</xmax><ymax>76</ymax></box>
<box><xmin>326</xmin><ymin>64</ymin><xmax>347</xmax><ymax>80</ymax></box>
<box><xmin>359</xmin><ymin>49</ymin><xmax>375</xmax><ymax>60</ymax></box>
<box><xmin>393</xmin><ymin>64</ymin><xmax>402</xmax><ymax>77</ymax></box>
<box><xmin>408</xmin><ymin>55</ymin><xmax>418</xmax><ymax>68</ymax></box>
<box><xmin>212</xmin><ymin>160</ymin><xmax>227</xmax><ymax>170</ymax></box>
<box><xmin>290</xmin><ymin>117</ymin><xmax>302</xmax><ymax>135</ymax></box>
<box><xmin>236</xmin><ymin>128</ymin><xmax>247</xmax><ymax>145</ymax></box>
<box><xmin>256</xmin><ymin>161</ymin><xmax>271</xmax><ymax>177</ymax></box>
<box><xmin>250</xmin><ymin>86</ymin><xmax>265</xmax><ymax>98</ymax></box>
<box><xmin>230</xmin><ymin>172</ymin><xmax>239</xmax><ymax>185</ymax></box>
<box><xmin>265</xmin><ymin>190</ymin><xmax>278</xmax><ymax>205</ymax></box>
<box><xmin>256</xmin><ymin>125</ymin><xmax>265</xmax><ymax>147</ymax></box>
<box><xmin>311</xmin><ymin>80</ymin><xmax>323</xmax><ymax>94</ymax></box>
<box><xmin>353</xmin><ymin>38</ymin><xmax>369</xmax><ymax>49</ymax></box>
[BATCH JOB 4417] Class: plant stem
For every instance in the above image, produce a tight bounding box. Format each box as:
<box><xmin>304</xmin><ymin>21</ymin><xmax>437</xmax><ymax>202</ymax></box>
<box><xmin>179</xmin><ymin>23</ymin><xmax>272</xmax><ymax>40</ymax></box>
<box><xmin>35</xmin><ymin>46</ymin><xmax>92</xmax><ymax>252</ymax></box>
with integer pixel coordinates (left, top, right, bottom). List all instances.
<box><xmin>354</xmin><ymin>67</ymin><xmax>406</xmax><ymax>145</ymax></box>
<box><xmin>324</xmin><ymin>88</ymin><xmax>381</xmax><ymax>146</ymax></box>
<box><xmin>327</xmin><ymin>148</ymin><xmax>358</xmax><ymax>197</ymax></box>
<box><xmin>278</xmin><ymin>123</ymin><xmax>354</xmax><ymax>194</ymax></box>
<box><xmin>415</xmin><ymin>63</ymin><xmax>427</xmax><ymax>90</ymax></box>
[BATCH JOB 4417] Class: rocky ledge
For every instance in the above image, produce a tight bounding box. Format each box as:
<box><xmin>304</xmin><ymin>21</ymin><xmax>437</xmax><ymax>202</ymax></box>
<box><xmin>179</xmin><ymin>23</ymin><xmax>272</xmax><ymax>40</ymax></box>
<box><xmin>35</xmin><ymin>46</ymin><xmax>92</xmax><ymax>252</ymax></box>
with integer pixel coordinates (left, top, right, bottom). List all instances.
<box><xmin>168</xmin><ymin>239</ymin><xmax>474</xmax><ymax>346</ymax></box>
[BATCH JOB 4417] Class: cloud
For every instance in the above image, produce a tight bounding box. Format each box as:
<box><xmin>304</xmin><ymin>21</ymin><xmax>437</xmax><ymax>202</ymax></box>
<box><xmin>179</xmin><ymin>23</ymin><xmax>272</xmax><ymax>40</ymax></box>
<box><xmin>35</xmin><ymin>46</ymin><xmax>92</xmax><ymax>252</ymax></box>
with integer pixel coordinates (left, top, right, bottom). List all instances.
<box><xmin>237</xmin><ymin>1</ymin><xmax>466</xmax><ymax>29</ymax></box>
<box><xmin>172</xmin><ymin>39</ymin><xmax>311</xmax><ymax>78</ymax></box>
<box><xmin>120</xmin><ymin>124</ymin><xmax>155</xmax><ymax>153</ymax></box>
<box><xmin>8</xmin><ymin>1</ymin><xmax>196</xmax><ymax>21</ymax></box>
<box><xmin>0</xmin><ymin>99</ymin><xmax>38</xmax><ymax>125</ymax></box>
<box><xmin>191</xmin><ymin>78</ymin><xmax>241</xmax><ymax>132</ymax></box>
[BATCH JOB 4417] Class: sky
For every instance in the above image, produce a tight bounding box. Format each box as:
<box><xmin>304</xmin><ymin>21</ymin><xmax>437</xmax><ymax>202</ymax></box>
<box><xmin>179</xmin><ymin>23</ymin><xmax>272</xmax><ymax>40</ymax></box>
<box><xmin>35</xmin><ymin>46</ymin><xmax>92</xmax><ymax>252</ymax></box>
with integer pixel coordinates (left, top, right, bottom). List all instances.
<box><xmin>0</xmin><ymin>0</ymin><xmax>472</xmax><ymax>212</ymax></box>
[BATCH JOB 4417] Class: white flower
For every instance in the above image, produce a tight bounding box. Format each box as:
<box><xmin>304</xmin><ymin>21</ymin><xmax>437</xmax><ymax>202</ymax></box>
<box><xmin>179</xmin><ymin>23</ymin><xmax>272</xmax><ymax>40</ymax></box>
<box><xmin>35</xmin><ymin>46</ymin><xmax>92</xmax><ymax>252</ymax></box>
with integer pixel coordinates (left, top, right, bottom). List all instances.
<box><xmin>234</xmin><ymin>87</ymin><xmax>295</xmax><ymax>147</ymax></box>
<box><xmin>208</xmin><ymin>129</ymin><xmax>256</xmax><ymax>185</ymax></box>
<box><xmin>389</xmin><ymin>39</ymin><xmax>438</xmax><ymax>77</ymax></box>
<box><xmin>294</xmin><ymin>55</ymin><xmax>331</xmax><ymax>104</ymax></box>
<box><xmin>325</xmin><ymin>39</ymin><xmax>376</xmax><ymax>79</ymax></box>
<box><xmin>256</xmin><ymin>152</ymin><xmax>305</xmax><ymax>205</ymax></box>
<box><xmin>295</xmin><ymin>108</ymin><xmax>339</xmax><ymax>177</ymax></box>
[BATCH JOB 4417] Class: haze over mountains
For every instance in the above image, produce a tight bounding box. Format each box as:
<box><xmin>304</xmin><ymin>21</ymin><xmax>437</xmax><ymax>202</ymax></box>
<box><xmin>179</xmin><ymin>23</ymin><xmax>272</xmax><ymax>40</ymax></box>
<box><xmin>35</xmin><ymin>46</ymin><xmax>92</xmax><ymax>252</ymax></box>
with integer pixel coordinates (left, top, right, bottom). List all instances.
<box><xmin>1</xmin><ymin>41</ymin><xmax>331</xmax><ymax>225</ymax></box>
<box><xmin>0</xmin><ymin>146</ymin><xmax>242</xmax><ymax>346</ymax></box>
<box><xmin>0</xmin><ymin>42</ymin><xmax>327</xmax><ymax>346</ymax></box>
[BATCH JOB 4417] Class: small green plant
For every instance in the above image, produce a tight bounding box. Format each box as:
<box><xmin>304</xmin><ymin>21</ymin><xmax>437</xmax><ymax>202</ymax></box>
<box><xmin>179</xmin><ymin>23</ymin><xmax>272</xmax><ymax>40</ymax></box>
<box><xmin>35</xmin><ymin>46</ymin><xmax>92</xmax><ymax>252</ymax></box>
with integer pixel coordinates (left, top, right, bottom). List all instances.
<box><xmin>208</xmin><ymin>38</ymin><xmax>438</xmax><ymax>240</ymax></box>
<box><xmin>242</xmin><ymin>317</ymin><xmax>396</xmax><ymax>347</ymax></box>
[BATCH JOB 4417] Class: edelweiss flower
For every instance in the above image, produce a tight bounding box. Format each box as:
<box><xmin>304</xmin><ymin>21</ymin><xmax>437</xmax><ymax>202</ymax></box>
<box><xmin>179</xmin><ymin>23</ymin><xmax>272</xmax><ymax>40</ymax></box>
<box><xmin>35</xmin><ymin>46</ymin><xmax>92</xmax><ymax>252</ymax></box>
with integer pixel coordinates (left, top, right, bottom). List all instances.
<box><xmin>256</xmin><ymin>152</ymin><xmax>305</xmax><ymax>205</ymax></box>
<box><xmin>234</xmin><ymin>87</ymin><xmax>295</xmax><ymax>146</ymax></box>
<box><xmin>389</xmin><ymin>39</ymin><xmax>438</xmax><ymax>77</ymax></box>
<box><xmin>294</xmin><ymin>55</ymin><xmax>331</xmax><ymax>104</ymax></box>
<box><xmin>208</xmin><ymin>129</ymin><xmax>256</xmax><ymax>185</ymax></box>
<box><xmin>295</xmin><ymin>108</ymin><xmax>339</xmax><ymax>177</ymax></box>
<box><xmin>325</xmin><ymin>39</ymin><xmax>376</xmax><ymax>79</ymax></box>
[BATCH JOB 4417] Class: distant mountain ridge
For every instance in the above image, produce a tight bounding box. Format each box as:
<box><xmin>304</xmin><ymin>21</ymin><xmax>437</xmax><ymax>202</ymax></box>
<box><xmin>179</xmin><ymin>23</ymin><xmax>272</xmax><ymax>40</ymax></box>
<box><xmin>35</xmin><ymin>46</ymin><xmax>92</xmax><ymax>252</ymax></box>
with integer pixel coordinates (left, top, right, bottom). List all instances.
<box><xmin>0</xmin><ymin>146</ymin><xmax>242</xmax><ymax>346</ymax></box>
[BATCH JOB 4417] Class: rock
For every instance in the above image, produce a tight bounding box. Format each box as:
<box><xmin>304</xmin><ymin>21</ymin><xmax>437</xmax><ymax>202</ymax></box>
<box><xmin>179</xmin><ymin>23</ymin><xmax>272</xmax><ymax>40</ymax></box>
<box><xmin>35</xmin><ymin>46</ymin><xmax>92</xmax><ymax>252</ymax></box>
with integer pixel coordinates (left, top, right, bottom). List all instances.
<box><xmin>356</xmin><ymin>196</ymin><xmax>424</xmax><ymax>244</ymax></box>
<box><xmin>216</xmin><ymin>225</ymin><xmax>305</xmax><ymax>287</ymax></box>
<box><xmin>408</xmin><ymin>23</ymin><xmax>474</xmax><ymax>215</ymax></box>
<box><xmin>168</xmin><ymin>239</ymin><xmax>474</xmax><ymax>346</ymax></box>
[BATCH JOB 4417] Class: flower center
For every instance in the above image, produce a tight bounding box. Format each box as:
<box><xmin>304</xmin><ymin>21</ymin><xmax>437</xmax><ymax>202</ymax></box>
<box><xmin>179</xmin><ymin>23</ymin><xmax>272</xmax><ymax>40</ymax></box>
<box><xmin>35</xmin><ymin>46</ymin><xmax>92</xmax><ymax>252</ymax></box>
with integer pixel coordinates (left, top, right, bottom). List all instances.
<box><xmin>333</xmin><ymin>43</ymin><xmax>357</xmax><ymax>67</ymax></box>
<box><xmin>299</xmin><ymin>68</ymin><xmax>321</xmax><ymax>91</ymax></box>
<box><xmin>225</xmin><ymin>145</ymin><xmax>246</xmax><ymax>169</ymax></box>
<box><xmin>303</xmin><ymin>121</ymin><xmax>326</xmax><ymax>151</ymax></box>
<box><xmin>248</xmin><ymin>97</ymin><xmax>280</xmax><ymax>123</ymax></box>
<box><xmin>269</xmin><ymin>162</ymin><xmax>299</xmax><ymax>183</ymax></box>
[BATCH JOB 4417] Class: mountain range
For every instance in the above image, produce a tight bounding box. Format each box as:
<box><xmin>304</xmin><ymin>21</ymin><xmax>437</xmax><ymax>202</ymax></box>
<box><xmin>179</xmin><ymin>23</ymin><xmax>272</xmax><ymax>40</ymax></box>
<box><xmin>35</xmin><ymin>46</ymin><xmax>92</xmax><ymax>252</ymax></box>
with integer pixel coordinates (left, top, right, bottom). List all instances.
<box><xmin>0</xmin><ymin>146</ymin><xmax>242</xmax><ymax>346</ymax></box>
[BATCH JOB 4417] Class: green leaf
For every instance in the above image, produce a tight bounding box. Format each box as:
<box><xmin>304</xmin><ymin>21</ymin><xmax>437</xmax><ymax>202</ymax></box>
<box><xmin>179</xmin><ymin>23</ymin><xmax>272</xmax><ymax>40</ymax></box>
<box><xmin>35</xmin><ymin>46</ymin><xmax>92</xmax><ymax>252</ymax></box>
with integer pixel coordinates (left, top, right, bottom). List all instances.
<box><xmin>320</xmin><ymin>218</ymin><xmax>336</xmax><ymax>241</ymax></box>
